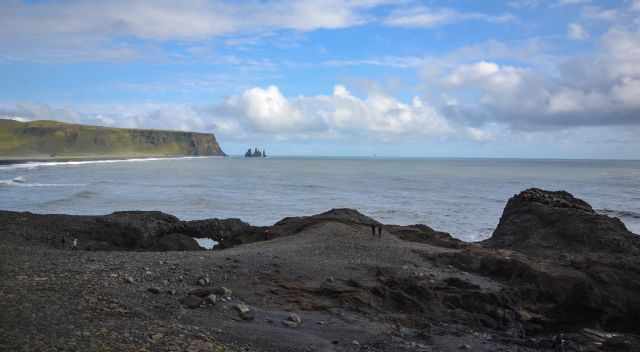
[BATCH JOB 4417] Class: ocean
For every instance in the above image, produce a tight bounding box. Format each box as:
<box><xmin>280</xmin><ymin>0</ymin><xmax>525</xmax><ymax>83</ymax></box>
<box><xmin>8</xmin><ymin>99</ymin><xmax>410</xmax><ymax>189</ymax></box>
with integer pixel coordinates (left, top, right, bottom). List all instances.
<box><xmin>1</xmin><ymin>156</ymin><xmax>639</xmax><ymax>242</ymax></box>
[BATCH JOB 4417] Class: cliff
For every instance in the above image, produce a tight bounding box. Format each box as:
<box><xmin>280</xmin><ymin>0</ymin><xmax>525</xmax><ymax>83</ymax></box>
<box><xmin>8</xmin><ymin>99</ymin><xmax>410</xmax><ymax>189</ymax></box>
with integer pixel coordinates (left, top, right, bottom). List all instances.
<box><xmin>0</xmin><ymin>119</ymin><xmax>225</xmax><ymax>159</ymax></box>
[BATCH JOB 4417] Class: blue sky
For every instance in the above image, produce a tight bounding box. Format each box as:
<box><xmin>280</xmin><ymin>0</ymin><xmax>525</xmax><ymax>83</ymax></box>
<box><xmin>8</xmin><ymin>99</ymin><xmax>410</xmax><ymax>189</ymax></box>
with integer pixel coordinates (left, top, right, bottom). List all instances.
<box><xmin>1</xmin><ymin>0</ymin><xmax>639</xmax><ymax>158</ymax></box>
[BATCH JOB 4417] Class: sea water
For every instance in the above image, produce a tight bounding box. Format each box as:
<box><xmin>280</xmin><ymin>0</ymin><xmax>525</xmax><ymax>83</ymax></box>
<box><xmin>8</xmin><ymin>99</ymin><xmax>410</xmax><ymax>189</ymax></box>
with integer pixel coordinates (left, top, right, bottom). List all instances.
<box><xmin>1</xmin><ymin>156</ymin><xmax>639</xmax><ymax>242</ymax></box>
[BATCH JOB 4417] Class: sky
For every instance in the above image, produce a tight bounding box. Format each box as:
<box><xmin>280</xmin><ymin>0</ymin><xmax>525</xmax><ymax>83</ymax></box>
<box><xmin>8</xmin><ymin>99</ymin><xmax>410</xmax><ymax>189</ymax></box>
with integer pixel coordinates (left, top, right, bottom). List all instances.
<box><xmin>1</xmin><ymin>0</ymin><xmax>639</xmax><ymax>158</ymax></box>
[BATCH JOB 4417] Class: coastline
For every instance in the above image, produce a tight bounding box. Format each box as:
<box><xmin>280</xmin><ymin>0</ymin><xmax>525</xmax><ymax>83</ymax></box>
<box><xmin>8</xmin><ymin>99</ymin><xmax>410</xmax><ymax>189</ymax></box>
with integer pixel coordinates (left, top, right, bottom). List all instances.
<box><xmin>1</xmin><ymin>189</ymin><xmax>639</xmax><ymax>351</ymax></box>
<box><xmin>0</xmin><ymin>154</ymin><xmax>226</xmax><ymax>165</ymax></box>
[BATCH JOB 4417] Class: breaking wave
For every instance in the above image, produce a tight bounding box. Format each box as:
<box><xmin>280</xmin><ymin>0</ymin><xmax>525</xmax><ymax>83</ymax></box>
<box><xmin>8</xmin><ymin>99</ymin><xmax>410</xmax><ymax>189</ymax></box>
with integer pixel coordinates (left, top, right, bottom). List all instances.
<box><xmin>0</xmin><ymin>156</ymin><xmax>221</xmax><ymax>170</ymax></box>
<box><xmin>0</xmin><ymin>176</ymin><xmax>85</xmax><ymax>187</ymax></box>
<box><xmin>599</xmin><ymin>209</ymin><xmax>640</xmax><ymax>220</ymax></box>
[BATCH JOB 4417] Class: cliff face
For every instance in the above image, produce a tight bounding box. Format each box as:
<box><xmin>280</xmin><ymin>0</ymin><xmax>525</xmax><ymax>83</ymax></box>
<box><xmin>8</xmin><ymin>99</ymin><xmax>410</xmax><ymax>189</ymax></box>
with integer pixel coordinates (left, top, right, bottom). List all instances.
<box><xmin>0</xmin><ymin>119</ymin><xmax>225</xmax><ymax>158</ymax></box>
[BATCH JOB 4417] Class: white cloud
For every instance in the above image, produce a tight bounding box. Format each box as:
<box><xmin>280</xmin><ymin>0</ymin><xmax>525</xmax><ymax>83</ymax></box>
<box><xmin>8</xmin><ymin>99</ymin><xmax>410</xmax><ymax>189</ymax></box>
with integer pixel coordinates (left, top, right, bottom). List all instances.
<box><xmin>555</xmin><ymin>0</ymin><xmax>590</xmax><ymax>6</ymax></box>
<box><xmin>224</xmin><ymin>86</ymin><xmax>306</xmax><ymax>133</ymax></box>
<box><xmin>466</xmin><ymin>127</ymin><xmax>496</xmax><ymax>142</ymax></box>
<box><xmin>444</xmin><ymin>61</ymin><xmax>526</xmax><ymax>94</ymax></box>
<box><xmin>383</xmin><ymin>6</ymin><xmax>515</xmax><ymax>28</ymax></box>
<box><xmin>612</xmin><ymin>78</ymin><xmax>640</xmax><ymax>108</ymax></box>
<box><xmin>432</xmin><ymin>26</ymin><xmax>640</xmax><ymax>129</ymax></box>
<box><xmin>1</xmin><ymin>84</ymin><xmax>458</xmax><ymax>142</ymax></box>
<box><xmin>0</xmin><ymin>0</ymin><xmax>394</xmax><ymax>61</ymax></box>
<box><xmin>1</xmin><ymin>0</ymin><xmax>387</xmax><ymax>41</ymax></box>
<box><xmin>581</xmin><ymin>6</ymin><xmax>619</xmax><ymax>22</ymax></box>
<box><xmin>568</xmin><ymin>23</ymin><xmax>589</xmax><ymax>40</ymax></box>
<box><xmin>218</xmin><ymin>85</ymin><xmax>454</xmax><ymax>138</ymax></box>
<box><xmin>507</xmin><ymin>0</ymin><xmax>542</xmax><ymax>9</ymax></box>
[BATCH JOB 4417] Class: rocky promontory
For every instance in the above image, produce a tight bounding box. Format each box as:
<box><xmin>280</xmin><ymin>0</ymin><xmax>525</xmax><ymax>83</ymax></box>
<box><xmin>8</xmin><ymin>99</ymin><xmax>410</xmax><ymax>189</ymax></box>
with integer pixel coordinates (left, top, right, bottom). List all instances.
<box><xmin>1</xmin><ymin>189</ymin><xmax>639</xmax><ymax>351</ymax></box>
<box><xmin>0</xmin><ymin>119</ymin><xmax>225</xmax><ymax>160</ymax></box>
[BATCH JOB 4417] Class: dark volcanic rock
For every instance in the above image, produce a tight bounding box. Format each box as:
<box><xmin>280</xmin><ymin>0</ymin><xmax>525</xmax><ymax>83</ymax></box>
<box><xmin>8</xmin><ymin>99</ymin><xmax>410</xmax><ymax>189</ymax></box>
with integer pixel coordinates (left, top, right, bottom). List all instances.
<box><xmin>470</xmin><ymin>188</ymin><xmax>640</xmax><ymax>333</ymax></box>
<box><xmin>169</xmin><ymin>218</ymin><xmax>264</xmax><ymax>249</ymax></box>
<box><xmin>153</xmin><ymin>233</ymin><xmax>202</xmax><ymax>251</ymax></box>
<box><xmin>484</xmin><ymin>188</ymin><xmax>639</xmax><ymax>255</ymax></box>
<box><xmin>180</xmin><ymin>295</ymin><xmax>203</xmax><ymax>309</ymax></box>
<box><xmin>386</xmin><ymin>224</ymin><xmax>463</xmax><ymax>249</ymax></box>
<box><xmin>272</xmin><ymin>208</ymin><xmax>381</xmax><ymax>237</ymax></box>
<box><xmin>3</xmin><ymin>188</ymin><xmax>640</xmax><ymax>351</ymax></box>
<box><xmin>0</xmin><ymin>210</ymin><xmax>186</xmax><ymax>251</ymax></box>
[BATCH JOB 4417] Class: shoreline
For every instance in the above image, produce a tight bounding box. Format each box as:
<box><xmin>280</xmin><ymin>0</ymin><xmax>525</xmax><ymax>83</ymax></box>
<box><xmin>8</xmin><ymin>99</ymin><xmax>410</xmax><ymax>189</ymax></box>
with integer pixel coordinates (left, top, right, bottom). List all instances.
<box><xmin>0</xmin><ymin>154</ymin><xmax>226</xmax><ymax>165</ymax></box>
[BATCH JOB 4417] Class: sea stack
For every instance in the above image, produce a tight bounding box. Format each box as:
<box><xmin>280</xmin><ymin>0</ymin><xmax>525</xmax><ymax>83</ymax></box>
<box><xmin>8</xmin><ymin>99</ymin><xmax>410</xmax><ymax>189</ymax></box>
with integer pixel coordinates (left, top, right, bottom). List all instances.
<box><xmin>245</xmin><ymin>147</ymin><xmax>267</xmax><ymax>158</ymax></box>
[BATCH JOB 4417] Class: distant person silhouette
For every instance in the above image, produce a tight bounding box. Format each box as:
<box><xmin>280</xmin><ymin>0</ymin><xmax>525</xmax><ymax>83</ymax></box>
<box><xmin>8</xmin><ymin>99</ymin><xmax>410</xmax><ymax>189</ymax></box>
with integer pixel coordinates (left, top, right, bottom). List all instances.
<box><xmin>370</xmin><ymin>225</ymin><xmax>376</xmax><ymax>237</ymax></box>
<box><xmin>378</xmin><ymin>226</ymin><xmax>382</xmax><ymax>238</ymax></box>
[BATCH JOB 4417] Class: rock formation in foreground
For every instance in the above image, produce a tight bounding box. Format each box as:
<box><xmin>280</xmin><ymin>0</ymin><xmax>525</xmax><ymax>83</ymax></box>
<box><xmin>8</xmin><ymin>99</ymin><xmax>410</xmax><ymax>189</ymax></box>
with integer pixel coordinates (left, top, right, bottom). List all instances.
<box><xmin>1</xmin><ymin>188</ymin><xmax>639</xmax><ymax>351</ymax></box>
<box><xmin>485</xmin><ymin>188</ymin><xmax>639</xmax><ymax>256</ymax></box>
<box><xmin>0</xmin><ymin>118</ymin><xmax>225</xmax><ymax>159</ymax></box>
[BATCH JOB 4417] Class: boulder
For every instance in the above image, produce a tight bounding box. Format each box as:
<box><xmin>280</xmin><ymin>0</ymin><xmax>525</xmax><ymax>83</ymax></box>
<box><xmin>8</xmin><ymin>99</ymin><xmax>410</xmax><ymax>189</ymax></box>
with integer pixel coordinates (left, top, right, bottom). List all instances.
<box><xmin>484</xmin><ymin>188</ymin><xmax>640</xmax><ymax>255</ymax></box>
<box><xmin>234</xmin><ymin>303</ymin><xmax>254</xmax><ymax>320</ymax></box>
<box><xmin>153</xmin><ymin>233</ymin><xmax>201</xmax><ymax>251</ymax></box>
<box><xmin>282</xmin><ymin>313</ymin><xmax>302</xmax><ymax>328</ymax></box>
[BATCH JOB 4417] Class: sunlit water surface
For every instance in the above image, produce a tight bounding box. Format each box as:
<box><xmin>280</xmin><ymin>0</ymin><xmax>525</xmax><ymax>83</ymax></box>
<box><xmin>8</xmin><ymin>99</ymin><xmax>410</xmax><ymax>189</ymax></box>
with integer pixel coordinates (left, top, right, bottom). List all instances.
<box><xmin>1</xmin><ymin>156</ymin><xmax>639</xmax><ymax>242</ymax></box>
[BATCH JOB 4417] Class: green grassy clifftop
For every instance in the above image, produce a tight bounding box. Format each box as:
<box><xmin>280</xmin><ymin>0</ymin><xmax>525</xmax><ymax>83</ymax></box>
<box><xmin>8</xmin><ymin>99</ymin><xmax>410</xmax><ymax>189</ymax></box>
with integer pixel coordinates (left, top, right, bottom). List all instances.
<box><xmin>0</xmin><ymin>119</ymin><xmax>225</xmax><ymax>160</ymax></box>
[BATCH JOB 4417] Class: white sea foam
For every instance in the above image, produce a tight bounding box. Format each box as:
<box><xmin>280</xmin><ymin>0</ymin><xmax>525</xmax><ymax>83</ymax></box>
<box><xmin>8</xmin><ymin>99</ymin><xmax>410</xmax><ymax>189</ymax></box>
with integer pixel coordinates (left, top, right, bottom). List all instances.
<box><xmin>0</xmin><ymin>175</ymin><xmax>85</xmax><ymax>187</ymax></box>
<box><xmin>12</xmin><ymin>176</ymin><xmax>26</xmax><ymax>183</ymax></box>
<box><xmin>0</xmin><ymin>156</ymin><xmax>221</xmax><ymax>170</ymax></box>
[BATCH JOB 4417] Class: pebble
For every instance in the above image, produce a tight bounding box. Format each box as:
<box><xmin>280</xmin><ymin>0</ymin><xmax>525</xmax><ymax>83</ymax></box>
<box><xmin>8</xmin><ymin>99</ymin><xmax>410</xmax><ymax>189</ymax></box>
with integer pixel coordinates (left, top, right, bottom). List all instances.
<box><xmin>282</xmin><ymin>313</ymin><xmax>302</xmax><ymax>328</ymax></box>
<box><xmin>204</xmin><ymin>294</ymin><xmax>217</xmax><ymax>305</ymax></box>
<box><xmin>197</xmin><ymin>276</ymin><xmax>210</xmax><ymax>286</ymax></box>
<box><xmin>148</xmin><ymin>287</ymin><xmax>161</xmax><ymax>294</ymax></box>
<box><xmin>288</xmin><ymin>313</ymin><xmax>302</xmax><ymax>324</ymax></box>
<box><xmin>234</xmin><ymin>303</ymin><xmax>254</xmax><ymax>320</ymax></box>
<box><xmin>215</xmin><ymin>286</ymin><xmax>232</xmax><ymax>297</ymax></box>
<box><xmin>125</xmin><ymin>276</ymin><xmax>135</xmax><ymax>284</ymax></box>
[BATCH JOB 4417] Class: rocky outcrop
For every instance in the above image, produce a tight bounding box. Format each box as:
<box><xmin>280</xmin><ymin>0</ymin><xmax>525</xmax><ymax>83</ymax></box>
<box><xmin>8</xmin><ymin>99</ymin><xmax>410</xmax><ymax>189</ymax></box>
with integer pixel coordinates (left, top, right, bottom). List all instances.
<box><xmin>484</xmin><ymin>188</ymin><xmax>639</xmax><ymax>255</ymax></box>
<box><xmin>3</xmin><ymin>189</ymin><xmax>640</xmax><ymax>351</ymax></box>
<box><xmin>473</xmin><ymin>189</ymin><xmax>640</xmax><ymax>334</ymax></box>
<box><xmin>244</xmin><ymin>147</ymin><xmax>266</xmax><ymax>158</ymax></box>
<box><xmin>152</xmin><ymin>233</ymin><xmax>202</xmax><ymax>251</ymax></box>
<box><xmin>385</xmin><ymin>224</ymin><xmax>464</xmax><ymax>249</ymax></box>
<box><xmin>168</xmin><ymin>218</ymin><xmax>264</xmax><ymax>249</ymax></box>
<box><xmin>272</xmin><ymin>208</ymin><xmax>381</xmax><ymax>235</ymax></box>
<box><xmin>0</xmin><ymin>210</ymin><xmax>200</xmax><ymax>251</ymax></box>
<box><xmin>0</xmin><ymin>119</ymin><xmax>225</xmax><ymax>159</ymax></box>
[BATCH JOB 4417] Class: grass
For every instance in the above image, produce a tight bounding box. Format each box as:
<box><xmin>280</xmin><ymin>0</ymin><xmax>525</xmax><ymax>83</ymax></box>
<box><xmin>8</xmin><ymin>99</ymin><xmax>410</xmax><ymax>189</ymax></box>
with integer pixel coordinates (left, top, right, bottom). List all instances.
<box><xmin>0</xmin><ymin>119</ymin><xmax>223</xmax><ymax>158</ymax></box>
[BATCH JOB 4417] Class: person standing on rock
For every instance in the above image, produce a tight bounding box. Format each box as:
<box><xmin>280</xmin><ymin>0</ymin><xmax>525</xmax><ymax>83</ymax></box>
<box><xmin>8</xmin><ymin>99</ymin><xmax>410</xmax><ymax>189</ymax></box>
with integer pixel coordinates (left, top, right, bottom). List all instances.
<box><xmin>377</xmin><ymin>225</ymin><xmax>383</xmax><ymax>238</ymax></box>
<box><xmin>370</xmin><ymin>224</ymin><xmax>376</xmax><ymax>237</ymax></box>
<box><xmin>72</xmin><ymin>238</ymin><xmax>78</xmax><ymax>250</ymax></box>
